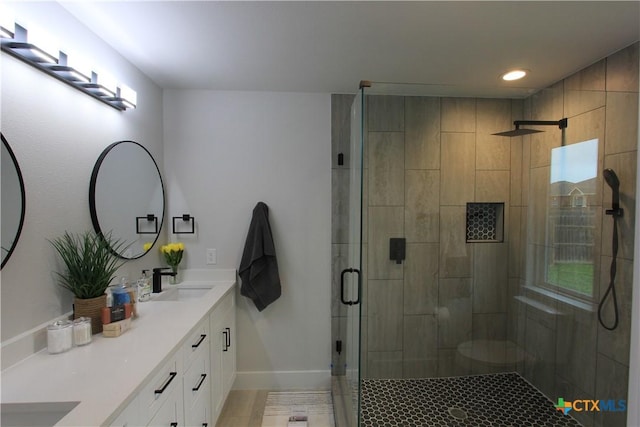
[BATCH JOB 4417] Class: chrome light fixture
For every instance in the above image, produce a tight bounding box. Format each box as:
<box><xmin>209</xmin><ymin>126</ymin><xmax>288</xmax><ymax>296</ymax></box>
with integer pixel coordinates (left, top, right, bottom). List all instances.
<box><xmin>1</xmin><ymin>22</ymin><xmax>136</xmax><ymax>111</ymax></box>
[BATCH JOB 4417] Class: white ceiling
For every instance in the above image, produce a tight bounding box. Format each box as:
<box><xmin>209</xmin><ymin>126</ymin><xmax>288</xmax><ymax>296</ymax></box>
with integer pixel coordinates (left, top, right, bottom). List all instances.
<box><xmin>60</xmin><ymin>1</ymin><xmax>640</xmax><ymax>97</ymax></box>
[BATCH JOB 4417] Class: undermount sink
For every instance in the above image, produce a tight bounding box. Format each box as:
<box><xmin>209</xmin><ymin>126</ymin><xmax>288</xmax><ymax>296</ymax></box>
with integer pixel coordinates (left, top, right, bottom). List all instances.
<box><xmin>152</xmin><ymin>283</ymin><xmax>214</xmax><ymax>302</ymax></box>
<box><xmin>1</xmin><ymin>401</ymin><xmax>80</xmax><ymax>427</ymax></box>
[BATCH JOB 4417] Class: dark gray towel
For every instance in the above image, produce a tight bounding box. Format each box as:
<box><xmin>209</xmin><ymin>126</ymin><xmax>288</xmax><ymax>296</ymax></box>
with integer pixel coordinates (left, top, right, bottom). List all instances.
<box><xmin>239</xmin><ymin>202</ymin><xmax>281</xmax><ymax>311</ymax></box>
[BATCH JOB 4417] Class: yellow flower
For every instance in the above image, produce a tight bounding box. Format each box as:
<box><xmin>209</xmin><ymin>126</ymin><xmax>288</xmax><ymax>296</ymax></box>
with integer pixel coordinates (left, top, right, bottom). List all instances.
<box><xmin>143</xmin><ymin>242</ymin><xmax>152</xmax><ymax>252</ymax></box>
<box><xmin>161</xmin><ymin>242</ymin><xmax>185</xmax><ymax>267</ymax></box>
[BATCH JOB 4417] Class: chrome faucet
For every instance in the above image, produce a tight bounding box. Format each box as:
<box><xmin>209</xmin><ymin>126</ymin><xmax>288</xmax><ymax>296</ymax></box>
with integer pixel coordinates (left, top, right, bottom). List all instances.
<box><xmin>152</xmin><ymin>267</ymin><xmax>176</xmax><ymax>293</ymax></box>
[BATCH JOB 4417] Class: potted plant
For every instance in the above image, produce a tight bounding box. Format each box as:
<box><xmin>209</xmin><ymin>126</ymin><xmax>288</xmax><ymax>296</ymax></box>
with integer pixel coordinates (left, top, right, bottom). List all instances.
<box><xmin>50</xmin><ymin>230</ymin><xmax>127</xmax><ymax>334</ymax></box>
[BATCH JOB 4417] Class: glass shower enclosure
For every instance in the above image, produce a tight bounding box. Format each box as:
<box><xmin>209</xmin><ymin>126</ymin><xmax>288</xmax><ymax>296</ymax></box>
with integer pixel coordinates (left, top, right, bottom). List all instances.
<box><xmin>334</xmin><ymin>72</ymin><xmax>637</xmax><ymax>427</ymax></box>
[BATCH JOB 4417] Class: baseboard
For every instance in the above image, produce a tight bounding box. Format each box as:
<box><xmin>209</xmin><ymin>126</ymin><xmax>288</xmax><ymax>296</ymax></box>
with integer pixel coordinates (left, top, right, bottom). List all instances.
<box><xmin>233</xmin><ymin>369</ymin><xmax>331</xmax><ymax>390</ymax></box>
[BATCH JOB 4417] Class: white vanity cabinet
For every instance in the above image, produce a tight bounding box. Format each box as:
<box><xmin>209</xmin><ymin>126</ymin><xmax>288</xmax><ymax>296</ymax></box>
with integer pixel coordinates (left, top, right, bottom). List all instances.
<box><xmin>182</xmin><ymin>319</ymin><xmax>211</xmax><ymax>427</ymax></box>
<box><xmin>105</xmin><ymin>284</ymin><xmax>236</xmax><ymax>427</ymax></box>
<box><xmin>140</xmin><ymin>352</ymin><xmax>184</xmax><ymax>426</ymax></box>
<box><xmin>209</xmin><ymin>291</ymin><xmax>236</xmax><ymax>423</ymax></box>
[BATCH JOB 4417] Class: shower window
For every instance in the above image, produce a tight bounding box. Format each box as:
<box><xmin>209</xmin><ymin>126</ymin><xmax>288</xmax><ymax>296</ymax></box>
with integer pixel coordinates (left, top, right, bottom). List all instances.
<box><xmin>544</xmin><ymin>139</ymin><xmax>598</xmax><ymax>299</ymax></box>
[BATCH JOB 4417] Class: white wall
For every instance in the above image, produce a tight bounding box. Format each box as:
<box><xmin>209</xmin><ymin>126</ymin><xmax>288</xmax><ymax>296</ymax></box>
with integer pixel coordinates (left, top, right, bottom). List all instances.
<box><xmin>163</xmin><ymin>90</ymin><xmax>332</xmax><ymax>389</ymax></box>
<box><xmin>0</xmin><ymin>2</ymin><xmax>164</xmax><ymax>364</ymax></box>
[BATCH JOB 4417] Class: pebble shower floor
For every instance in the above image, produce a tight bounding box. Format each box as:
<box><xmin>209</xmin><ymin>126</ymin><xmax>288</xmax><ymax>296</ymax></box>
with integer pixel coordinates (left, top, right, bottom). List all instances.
<box><xmin>360</xmin><ymin>372</ymin><xmax>581</xmax><ymax>426</ymax></box>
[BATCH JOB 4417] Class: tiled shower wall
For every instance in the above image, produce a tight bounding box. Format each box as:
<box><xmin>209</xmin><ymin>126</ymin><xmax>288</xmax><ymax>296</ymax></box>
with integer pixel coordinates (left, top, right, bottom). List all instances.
<box><xmin>332</xmin><ymin>42</ymin><xmax>638</xmax><ymax>427</ymax></box>
<box><xmin>512</xmin><ymin>42</ymin><xmax>639</xmax><ymax>427</ymax></box>
<box><xmin>331</xmin><ymin>93</ymin><xmax>522</xmax><ymax>378</ymax></box>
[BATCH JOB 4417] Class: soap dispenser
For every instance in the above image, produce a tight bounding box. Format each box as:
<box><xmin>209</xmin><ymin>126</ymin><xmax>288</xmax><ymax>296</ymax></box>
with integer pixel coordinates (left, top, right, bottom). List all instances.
<box><xmin>138</xmin><ymin>270</ymin><xmax>151</xmax><ymax>302</ymax></box>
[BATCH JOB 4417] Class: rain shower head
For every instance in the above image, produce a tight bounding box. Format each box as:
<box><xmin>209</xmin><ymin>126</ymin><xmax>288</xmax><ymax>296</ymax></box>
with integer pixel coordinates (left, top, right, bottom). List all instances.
<box><xmin>493</xmin><ymin>118</ymin><xmax>568</xmax><ymax>137</ymax></box>
<box><xmin>492</xmin><ymin>128</ymin><xmax>544</xmax><ymax>137</ymax></box>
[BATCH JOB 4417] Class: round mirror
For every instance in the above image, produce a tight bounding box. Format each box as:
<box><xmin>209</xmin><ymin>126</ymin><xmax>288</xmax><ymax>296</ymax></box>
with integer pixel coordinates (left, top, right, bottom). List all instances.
<box><xmin>89</xmin><ymin>141</ymin><xmax>164</xmax><ymax>259</ymax></box>
<box><xmin>2</xmin><ymin>133</ymin><xmax>26</xmax><ymax>269</ymax></box>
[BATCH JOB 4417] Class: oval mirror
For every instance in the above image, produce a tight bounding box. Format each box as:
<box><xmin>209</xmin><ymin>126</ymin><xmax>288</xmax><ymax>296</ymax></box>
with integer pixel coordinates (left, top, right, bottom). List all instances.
<box><xmin>1</xmin><ymin>133</ymin><xmax>26</xmax><ymax>269</ymax></box>
<box><xmin>89</xmin><ymin>141</ymin><xmax>164</xmax><ymax>259</ymax></box>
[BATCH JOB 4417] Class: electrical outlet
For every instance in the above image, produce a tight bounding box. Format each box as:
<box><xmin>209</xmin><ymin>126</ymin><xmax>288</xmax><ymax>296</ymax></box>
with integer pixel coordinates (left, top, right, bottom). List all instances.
<box><xmin>206</xmin><ymin>248</ymin><xmax>217</xmax><ymax>265</ymax></box>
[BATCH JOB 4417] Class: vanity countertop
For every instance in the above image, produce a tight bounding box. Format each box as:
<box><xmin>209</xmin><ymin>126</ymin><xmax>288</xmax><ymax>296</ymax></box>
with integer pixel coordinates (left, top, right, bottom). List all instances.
<box><xmin>0</xmin><ymin>269</ymin><xmax>236</xmax><ymax>427</ymax></box>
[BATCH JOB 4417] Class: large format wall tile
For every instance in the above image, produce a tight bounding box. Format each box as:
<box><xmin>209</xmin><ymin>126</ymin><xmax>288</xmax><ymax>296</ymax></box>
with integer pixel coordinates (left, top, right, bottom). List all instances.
<box><xmin>368</xmin><ymin>132</ymin><xmax>405</xmax><ymax>206</ymax></box>
<box><xmin>594</xmin><ymin>354</ymin><xmax>629</xmax><ymax>427</ymax></box>
<box><xmin>472</xmin><ymin>313</ymin><xmax>506</xmax><ymax>340</ymax></box>
<box><xmin>564</xmin><ymin>59</ymin><xmax>606</xmax><ymax>91</ymax></box>
<box><xmin>523</xmin><ymin>318</ymin><xmax>557</xmax><ymax>398</ymax></box>
<box><xmin>437</xmin><ymin>278</ymin><xmax>472</xmax><ymax>349</ymax></box>
<box><xmin>405</xmin><ymin>97</ymin><xmax>440</xmax><ymax>170</ymax></box>
<box><xmin>403</xmin><ymin>315</ymin><xmax>438</xmax><ymax>378</ymax></box>
<box><xmin>472</xmin><ymin>243</ymin><xmax>508</xmax><ymax>313</ymax></box>
<box><xmin>367</xmin><ymin>351</ymin><xmax>403</xmax><ymax>379</ymax></box>
<box><xmin>404</xmin><ymin>243</ymin><xmax>439</xmax><ymax>315</ymax></box>
<box><xmin>605</xmin><ymin>92</ymin><xmax>639</xmax><ymax>155</ymax></box>
<box><xmin>331</xmin><ymin>94</ymin><xmax>355</xmax><ymax>168</ymax></box>
<box><xmin>405</xmin><ymin>170</ymin><xmax>440</xmax><ymax>242</ymax></box>
<box><xmin>602</xmin><ymin>152</ymin><xmax>637</xmax><ymax>261</ymax></box>
<box><xmin>332</xmin><ymin>243</ymin><xmax>349</xmax><ymax>317</ymax></box>
<box><xmin>476</xmin><ymin>98</ymin><xmax>512</xmax><ymax>170</ymax></box>
<box><xmin>367</xmin><ymin>280</ymin><xmax>403</xmax><ymax>352</ymax></box>
<box><xmin>528</xmin><ymin>166</ymin><xmax>550</xmax><ymax>246</ymax></box>
<box><xmin>510</xmin><ymin>137</ymin><xmax>523</xmax><ymax>206</ymax></box>
<box><xmin>606</xmin><ymin>42</ymin><xmax>639</xmax><ymax>92</ymax></box>
<box><xmin>332</xmin><ymin>169</ymin><xmax>350</xmax><ymax>244</ymax></box>
<box><xmin>440</xmin><ymin>206</ymin><xmax>473</xmax><ymax>277</ymax></box>
<box><xmin>368</xmin><ymin>207</ymin><xmax>404</xmax><ymax>280</ymax></box>
<box><xmin>441</xmin><ymin>132</ymin><xmax>475</xmax><ymax>205</ymax></box>
<box><xmin>441</xmin><ymin>98</ymin><xmax>476</xmax><ymax>133</ymax></box>
<box><xmin>597</xmin><ymin>257</ymin><xmax>634</xmax><ymax>367</ymax></box>
<box><xmin>368</xmin><ymin>95</ymin><xmax>405</xmax><ymax>132</ymax></box>
<box><xmin>475</xmin><ymin>170</ymin><xmax>510</xmax><ymax>203</ymax></box>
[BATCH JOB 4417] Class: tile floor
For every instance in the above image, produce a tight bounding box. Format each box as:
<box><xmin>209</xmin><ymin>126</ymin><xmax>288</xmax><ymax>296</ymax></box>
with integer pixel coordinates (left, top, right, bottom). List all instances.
<box><xmin>360</xmin><ymin>373</ymin><xmax>582</xmax><ymax>427</ymax></box>
<box><xmin>215</xmin><ymin>390</ymin><xmax>269</xmax><ymax>427</ymax></box>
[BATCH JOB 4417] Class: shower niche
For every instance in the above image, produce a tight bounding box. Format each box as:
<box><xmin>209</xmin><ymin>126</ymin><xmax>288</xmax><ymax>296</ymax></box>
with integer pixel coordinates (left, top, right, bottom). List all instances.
<box><xmin>466</xmin><ymin>202</ymin><xmax>504</xmax><ymax>243</ymax></box>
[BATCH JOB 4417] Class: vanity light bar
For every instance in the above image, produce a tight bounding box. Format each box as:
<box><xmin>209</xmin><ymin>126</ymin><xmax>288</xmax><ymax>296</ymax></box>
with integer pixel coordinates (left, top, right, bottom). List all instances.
<box><xmin>0</xmin><ymin>22</ymin><xmax>136</xmax><ymax>111</ymax></box>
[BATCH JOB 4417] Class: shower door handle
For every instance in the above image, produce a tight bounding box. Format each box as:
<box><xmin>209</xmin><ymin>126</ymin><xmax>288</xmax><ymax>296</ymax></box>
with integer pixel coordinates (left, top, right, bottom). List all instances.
<box><xmin>340</xmin><ymin>268</ymin><xmax>361</xmax><ymax>305</ymax></box>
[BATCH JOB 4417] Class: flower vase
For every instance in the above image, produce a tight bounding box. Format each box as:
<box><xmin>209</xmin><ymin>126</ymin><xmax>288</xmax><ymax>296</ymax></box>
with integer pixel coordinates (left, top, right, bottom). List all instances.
<box><xmin>169</xmin><ymin>265</ymin><xmax>181</xmax><ymax>285</ymax></box>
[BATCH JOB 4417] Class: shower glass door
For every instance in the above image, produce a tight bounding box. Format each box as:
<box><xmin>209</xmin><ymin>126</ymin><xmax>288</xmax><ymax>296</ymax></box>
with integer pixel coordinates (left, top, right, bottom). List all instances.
<box><xmin>341</xmin><ymin>87</ymin><xmax>364</xmax><ymax>426</ymax></box>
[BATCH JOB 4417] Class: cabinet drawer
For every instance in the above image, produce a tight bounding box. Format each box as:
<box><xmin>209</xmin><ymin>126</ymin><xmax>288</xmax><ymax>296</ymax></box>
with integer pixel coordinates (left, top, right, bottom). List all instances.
<box><xmin>109</xmin><ymin>394</ymin><xmax>140</xmax><ymax>427</ymax></box>
<box><xmin>183</xmin><ymin>320</ymin><xmax>210</xmax><ymax>369</ymax></box>
<box><xmin>146</xmin><ymin>384</ymin><xmax>183</xmax><ymax>427</ymax></box>
<box><xmin>139</xmin><ymin>353</ymin><xmax>181</xmax><ymax>421</ymax></box>
<box><xmin>183</xmin><ymin>348</ymin><xmax>210</xmax><ymax>411</ymax></box>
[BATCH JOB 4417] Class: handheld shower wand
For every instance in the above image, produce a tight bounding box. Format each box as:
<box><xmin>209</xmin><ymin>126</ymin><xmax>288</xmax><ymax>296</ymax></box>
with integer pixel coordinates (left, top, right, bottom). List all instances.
<box><xmin>599</xmin><ymin>168</ymin><xmax>622</xmax><ymax>330</ymax></box>
<box><xmin>603</xmin><ymin>169</ymin><xmax>622</xmax><ymax>217</ymax></box>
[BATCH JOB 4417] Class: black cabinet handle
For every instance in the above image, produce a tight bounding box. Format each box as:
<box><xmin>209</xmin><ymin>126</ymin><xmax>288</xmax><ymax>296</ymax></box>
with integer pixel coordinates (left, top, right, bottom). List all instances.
<box><xmin>192</xmin><ymin>334</ymin><xmax>206</xmax><ymax>349</ymax></box>
<box><xmin>192</xmin><ymin>373</ymin><xmax>207</xmax><ymax>391</ymax></box>
<box><xmin>170</xmin><ymin>423</ymin><xmax>178</xmax><ymax>427</ymax></box>
<box><xmin>222</xmin><ymin>330</ymin><xmax>228</xmax><ymax>352</ymax></box>
<box><xmin>154</xmin><ymin>371</ymin><xmax>177</xmax><ymax>394</ymax></box>
<box><xmin>202</xmin><ymin>424</ymin><xmax>208</xmax><ymax>427</ymax></box>
<box><xmin>225</xmin><ymin>327</ymin><xmax>231</xmax><ymax>348</ymax></box>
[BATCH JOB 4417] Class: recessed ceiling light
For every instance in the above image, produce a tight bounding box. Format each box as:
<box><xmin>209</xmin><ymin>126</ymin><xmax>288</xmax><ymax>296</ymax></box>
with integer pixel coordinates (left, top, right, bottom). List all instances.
<box><xmin>502</xmin><ymin>69</ymin><xmax>528</xmax><ymax>81</ymax></box>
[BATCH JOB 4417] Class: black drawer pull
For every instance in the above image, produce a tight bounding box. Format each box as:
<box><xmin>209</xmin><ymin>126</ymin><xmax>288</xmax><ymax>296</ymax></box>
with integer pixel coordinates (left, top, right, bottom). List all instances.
<box><xmin>192</xmin><ymin>334</ymin><xmax>206</xmax><ymax>349</ymax></box>
<box><xmin>154</xmin><ymin>371</ymin><xmax>177</xmax><ymax>395</ymax></box>
<box><xmin>202</xmin><ymin>424</ymin><xmax>208</xmax><ymax>427</ymax></box>
<box><xmin>170</xmin><ymin>423</ymin><xmax>178</xmax><ymax>427</ymax></box>
<box><xmin>222</xmin><ymin>330</ymin><xmax>228</xmax><ymax>352</ymax></box>
<box><xmin>192</xmin><ymin>373</ymin><xmax>207</xmax><ymax>391</ymax></box>
<box><xmin>225</xmin><ymin>327</ymin><xmax>231</xmax><ymax>348</ymax></box>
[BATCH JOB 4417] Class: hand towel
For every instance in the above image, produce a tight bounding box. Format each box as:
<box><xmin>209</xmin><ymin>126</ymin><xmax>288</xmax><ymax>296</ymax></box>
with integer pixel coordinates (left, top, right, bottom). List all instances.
<box><xmin>239</xmin><ymin>202</ymin><xmax>281</xmax><ymax>311</ymax></box>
